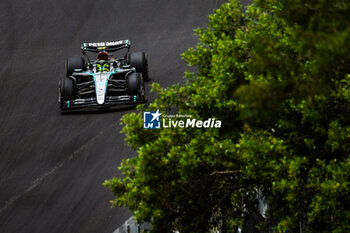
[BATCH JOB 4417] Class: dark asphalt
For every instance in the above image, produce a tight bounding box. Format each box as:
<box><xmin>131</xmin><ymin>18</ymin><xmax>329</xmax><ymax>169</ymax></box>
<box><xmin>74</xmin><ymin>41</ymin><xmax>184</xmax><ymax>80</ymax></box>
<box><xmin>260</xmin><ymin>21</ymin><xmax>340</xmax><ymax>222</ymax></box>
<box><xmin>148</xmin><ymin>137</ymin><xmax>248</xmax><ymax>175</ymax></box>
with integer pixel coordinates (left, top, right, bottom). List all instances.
<box><xmin>0</xmin><ymin>1</ymin><xmax>250</xmax><ymax>233</ymax></box>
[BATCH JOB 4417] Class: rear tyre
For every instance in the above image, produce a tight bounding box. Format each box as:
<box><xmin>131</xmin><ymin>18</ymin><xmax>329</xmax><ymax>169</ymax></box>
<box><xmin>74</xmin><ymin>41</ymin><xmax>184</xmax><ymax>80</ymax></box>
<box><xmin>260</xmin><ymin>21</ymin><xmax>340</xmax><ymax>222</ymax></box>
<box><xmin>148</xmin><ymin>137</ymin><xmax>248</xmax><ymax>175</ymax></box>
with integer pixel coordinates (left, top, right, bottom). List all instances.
<box><xmin>60</xmin><ymin>78</ymin><xmax>76</xmax><ymax>100</ymax></box>
<box><xmin>66</xmin><ymin>57</ymin><xmax>85</xmax><ymax>77</ymax></box>
<box><xmin>127</xmin><ymin>72</ymin><xmax>142</xmax><ymax>95</ymax></box>
<box><xmin>129</xmin><ymin>52</ymin><xmax>149</xmax><ymax>81</ymax></box>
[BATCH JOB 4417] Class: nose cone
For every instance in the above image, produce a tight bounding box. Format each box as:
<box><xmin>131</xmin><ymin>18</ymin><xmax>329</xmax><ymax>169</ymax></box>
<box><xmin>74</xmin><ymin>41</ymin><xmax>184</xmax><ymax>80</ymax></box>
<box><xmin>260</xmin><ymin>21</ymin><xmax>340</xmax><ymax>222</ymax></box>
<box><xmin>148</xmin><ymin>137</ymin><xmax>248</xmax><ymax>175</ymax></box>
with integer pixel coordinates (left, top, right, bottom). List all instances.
<box><xmin>95</xmin><ymin>73</ymin><xmax>109</xmax><ymax>104</ymax></box>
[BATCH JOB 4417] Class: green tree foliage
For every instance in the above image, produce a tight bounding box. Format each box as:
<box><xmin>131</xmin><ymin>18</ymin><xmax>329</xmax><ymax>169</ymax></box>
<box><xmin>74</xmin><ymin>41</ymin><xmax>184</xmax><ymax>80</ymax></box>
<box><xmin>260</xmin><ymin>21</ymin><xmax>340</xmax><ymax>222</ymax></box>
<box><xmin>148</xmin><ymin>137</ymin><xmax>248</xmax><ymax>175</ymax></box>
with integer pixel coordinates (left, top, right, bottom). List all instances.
<box><xmin>104</xmin><ymin>0</ymin><xmax>350</xmax><ymax>232</ymax></box>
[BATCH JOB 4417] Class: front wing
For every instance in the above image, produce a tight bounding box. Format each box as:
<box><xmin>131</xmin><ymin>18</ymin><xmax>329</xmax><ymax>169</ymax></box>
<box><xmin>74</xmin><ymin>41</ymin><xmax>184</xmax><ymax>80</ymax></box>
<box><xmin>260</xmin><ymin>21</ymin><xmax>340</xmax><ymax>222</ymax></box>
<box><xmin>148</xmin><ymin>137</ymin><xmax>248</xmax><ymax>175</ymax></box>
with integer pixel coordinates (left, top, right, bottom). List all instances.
<box><xmin>60</xmin><ymin>94</ymin><xmax>144</xmax><ymax>110</ymax></box>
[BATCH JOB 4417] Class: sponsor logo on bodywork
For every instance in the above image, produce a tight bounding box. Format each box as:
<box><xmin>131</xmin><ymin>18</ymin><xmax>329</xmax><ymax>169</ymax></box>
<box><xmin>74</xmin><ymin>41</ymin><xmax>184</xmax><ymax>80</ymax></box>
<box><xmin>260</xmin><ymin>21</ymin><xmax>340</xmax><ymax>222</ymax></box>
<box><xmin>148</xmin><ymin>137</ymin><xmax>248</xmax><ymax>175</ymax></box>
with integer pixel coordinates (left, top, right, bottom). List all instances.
<box><xmin>87</xmin><ymin>40</ymin><xmax>128</xmax><ymax>47</ymax></box>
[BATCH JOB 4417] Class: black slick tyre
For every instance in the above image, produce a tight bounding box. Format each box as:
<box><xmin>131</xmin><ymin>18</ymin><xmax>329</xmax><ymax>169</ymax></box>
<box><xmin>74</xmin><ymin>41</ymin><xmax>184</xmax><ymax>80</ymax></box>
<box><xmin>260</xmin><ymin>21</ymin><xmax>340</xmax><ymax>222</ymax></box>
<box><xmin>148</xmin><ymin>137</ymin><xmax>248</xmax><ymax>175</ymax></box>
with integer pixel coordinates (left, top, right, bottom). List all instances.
<box><xmin>127</xmin><ymin>72</ymin><xmax>142</xmax><ymax>95</ymax></box>
<box><xmin>129</xmin><ymin>52</ymin><xmax>149</xmax><ymax>81</ymax></box>
<box><xmin>60</xmin><ymin>78</ymin><xmax>75</xmax><ymax>100</ymax></box>
<box><xmin>66</xmin><ymin>57</ymin><xmax>85</xmax><ymax>77</ymax></box>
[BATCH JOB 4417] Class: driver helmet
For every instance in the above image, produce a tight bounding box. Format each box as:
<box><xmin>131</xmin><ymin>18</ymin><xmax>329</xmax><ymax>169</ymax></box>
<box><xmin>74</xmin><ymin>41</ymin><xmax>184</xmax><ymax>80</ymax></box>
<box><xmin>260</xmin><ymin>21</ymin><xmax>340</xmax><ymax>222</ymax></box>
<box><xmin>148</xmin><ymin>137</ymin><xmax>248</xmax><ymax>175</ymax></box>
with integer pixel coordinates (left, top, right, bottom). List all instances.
<box><xmin>97</xmin><ymin>51</ymin><xmax>109</xmax><ymax>60</ymax></box>
<box><xmin>96</xmin><ymin>61</ymin><xmax>110</xmax><ymax>72</ymax></box>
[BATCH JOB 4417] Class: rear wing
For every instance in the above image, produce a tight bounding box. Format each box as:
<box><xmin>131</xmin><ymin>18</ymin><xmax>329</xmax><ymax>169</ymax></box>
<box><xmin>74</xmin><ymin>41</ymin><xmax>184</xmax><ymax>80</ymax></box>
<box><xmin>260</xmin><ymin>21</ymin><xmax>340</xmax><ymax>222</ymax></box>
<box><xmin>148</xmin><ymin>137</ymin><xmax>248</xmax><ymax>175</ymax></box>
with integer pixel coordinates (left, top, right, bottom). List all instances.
<box><xmin>81</xmin><ymin>40</ymin><xmax>130</xmax><ymax>52</ymax></box>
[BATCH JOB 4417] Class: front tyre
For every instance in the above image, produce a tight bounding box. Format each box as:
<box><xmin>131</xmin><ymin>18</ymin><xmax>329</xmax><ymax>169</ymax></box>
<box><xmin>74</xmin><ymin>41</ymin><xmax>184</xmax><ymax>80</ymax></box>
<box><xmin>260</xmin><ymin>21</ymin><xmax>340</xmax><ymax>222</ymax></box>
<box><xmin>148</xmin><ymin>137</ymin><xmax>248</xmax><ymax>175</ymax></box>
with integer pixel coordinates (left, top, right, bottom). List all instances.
<box><xmin>127</xmin><ymin>72</ymin><xmax>142</xmax><ymax>95</ymax></box>
<box><xmin>129</xmin><ymin>52</ymin><xmax>149</xmax><ymax>81</ymax></box>
<box><xmin>60</xmin><ymin>78</ymin><xmax>76</xmax><ymax>101</ymax></box>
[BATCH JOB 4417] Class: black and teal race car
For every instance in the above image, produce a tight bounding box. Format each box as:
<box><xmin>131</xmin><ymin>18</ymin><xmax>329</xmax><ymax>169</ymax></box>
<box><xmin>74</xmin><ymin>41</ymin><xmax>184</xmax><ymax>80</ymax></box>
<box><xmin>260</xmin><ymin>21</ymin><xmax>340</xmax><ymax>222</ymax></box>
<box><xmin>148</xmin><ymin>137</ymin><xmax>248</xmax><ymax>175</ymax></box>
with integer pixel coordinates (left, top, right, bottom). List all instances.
<box><xmin>58</xmin><ymin>40</ymin><xmax>148</xmax><ymax>110</ymax></box>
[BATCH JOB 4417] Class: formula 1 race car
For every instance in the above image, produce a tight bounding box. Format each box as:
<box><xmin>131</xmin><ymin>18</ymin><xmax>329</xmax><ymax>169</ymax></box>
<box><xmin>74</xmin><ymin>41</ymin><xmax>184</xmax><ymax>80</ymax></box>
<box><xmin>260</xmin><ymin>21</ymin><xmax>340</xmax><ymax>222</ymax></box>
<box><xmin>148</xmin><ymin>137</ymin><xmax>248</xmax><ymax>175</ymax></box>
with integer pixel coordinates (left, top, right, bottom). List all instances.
<box><xmin>58</xmin><ymin>40</ymin><xmax>148</xmax><ymax>110</ymax></box>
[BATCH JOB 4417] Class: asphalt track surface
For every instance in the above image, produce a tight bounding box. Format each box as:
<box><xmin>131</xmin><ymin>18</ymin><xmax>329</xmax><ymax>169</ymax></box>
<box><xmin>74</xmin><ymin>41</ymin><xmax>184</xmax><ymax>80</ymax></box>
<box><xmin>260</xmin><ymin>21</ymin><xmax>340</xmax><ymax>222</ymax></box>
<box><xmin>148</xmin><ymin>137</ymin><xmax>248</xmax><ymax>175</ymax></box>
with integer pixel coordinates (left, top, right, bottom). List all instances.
<box><xmin>0</xmin><ymin>1</ymin><xmax>250</xmax><ymax>232</ymax></box>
